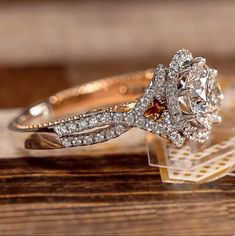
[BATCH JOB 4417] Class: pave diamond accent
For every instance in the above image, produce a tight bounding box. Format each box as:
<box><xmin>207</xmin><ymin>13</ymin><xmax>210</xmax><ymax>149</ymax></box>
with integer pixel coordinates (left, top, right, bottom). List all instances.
<box><xmin>115</xmin><ymin>125</ymin><xmax>126</xmax><ymax>135</ymax></box>
<box><xmin>146</xmin><ymin>120</ymin><xmax>156</xmax><ymax>132</ymax></box>
<box><xmin>124</xmin><ymin>113</ymin><xmax>135</xmax><ymax>126</ymax></box>
<box><xmin>153</xmin><ymin>64</ymin><xmax>166</xmax><ymax>83</ymax></box>
<box><xmin>134</xmin><ymin>67</ymin><xmax>166</xmax><ymax>115</ymax></box>
<box><xmin>54</xmin><ymin>112</ymin><xmax>113</xmax><ymax>137</ymax></box>
<box><xmin>79</xmin><ymin>119</ymin><xmax>88</xmax><ymax>130</ymax></box>
<box><xmin>113</xmin><ymin>113</ymin><xmax>123</xmax><ymax>123</ymax></box>
<box><xmin>88</xmin><ymin>116</ymin><xmax>98</xmax><ymax>128</ymax></box>
<box><xmin>168</xmin><ymin>131</ymin><xmax>185</xmax><ymax>147</ymax></box>
<box><xmin>83</xmin><ymin>136</ymin><xmax>93</xmax><ymax>145</ymax></box>
<box><xmin>99</xmin><ymin>113</ymin><xmax>112</xmax><ymax>125</ymax></box>
<box><xmin>94</xmin><ymin>133</ymin><xmax>105</xmax><ymax>143</ymax></box>
<box><xmin>59</xmin><ymin>125</ymin><xmax>130</xmax><ymax>147</ymax></box>
<box><xmin>106</xmin><ymin>128</ymin><xmax>116</xmax><ymax>140</ymax></box>
<box><xmin>135</xmin><ymin>117</ymin><xmax>146</xmax><ymax>128</ymax></box>
<box><xmin>61</xmin><ymin>137</ymin><xmax>73</xmax><ymax>147</ymax></box>
<box><xmin>57</xmin><ymin>109</ymin><xmax>184</xmax><ymax>147</ymax></box>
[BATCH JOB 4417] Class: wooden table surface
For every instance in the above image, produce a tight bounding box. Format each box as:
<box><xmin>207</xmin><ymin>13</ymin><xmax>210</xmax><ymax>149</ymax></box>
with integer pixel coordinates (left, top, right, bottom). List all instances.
<box><xmin>0</xmin><ymin>1</ymin><xmax>235</xmax><ymax>234</ymax></box>
<box><xmin>0</xmin><ymin>153</ymin><xmax>234</xmax><ymax>235</ymax></box>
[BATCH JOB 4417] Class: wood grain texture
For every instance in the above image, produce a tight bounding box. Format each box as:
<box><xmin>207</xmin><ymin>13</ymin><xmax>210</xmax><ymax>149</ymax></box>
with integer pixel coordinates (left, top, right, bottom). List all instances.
<box><xmin>0</xmin><ymin>154</ymin><xmax>234</xmax><ymax>235</ymax></box>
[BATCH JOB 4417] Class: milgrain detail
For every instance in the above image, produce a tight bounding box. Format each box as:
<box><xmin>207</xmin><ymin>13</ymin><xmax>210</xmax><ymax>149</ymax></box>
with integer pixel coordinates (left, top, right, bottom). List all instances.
<box><xmin>10</xmin><ymin>70</ymin><xmax>148</xmax><ymax>131</ymax></box>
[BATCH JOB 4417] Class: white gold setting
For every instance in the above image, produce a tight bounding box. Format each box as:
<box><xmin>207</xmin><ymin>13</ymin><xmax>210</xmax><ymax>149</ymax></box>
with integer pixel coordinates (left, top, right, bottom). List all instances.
<box><xmin>52</xmin><ymin>49</ymin><xmax>223</xmax><ymax>148</ymax></box>
<box><xmin>166</xmin><ymin>49</ymin><xmax>223</xmax><ymax>143</ymax></box>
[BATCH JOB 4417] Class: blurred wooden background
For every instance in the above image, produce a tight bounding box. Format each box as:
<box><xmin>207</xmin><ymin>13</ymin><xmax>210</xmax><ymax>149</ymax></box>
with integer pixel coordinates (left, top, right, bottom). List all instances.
<box><xmin>1</xmin><ymin>0</ymin><xmax>235</xmax><ymax>108</ymax></box>
<box><xmin>0</xmin><ymin>0</ymin><xmax>235</xmax><ymax>235</ymax></box>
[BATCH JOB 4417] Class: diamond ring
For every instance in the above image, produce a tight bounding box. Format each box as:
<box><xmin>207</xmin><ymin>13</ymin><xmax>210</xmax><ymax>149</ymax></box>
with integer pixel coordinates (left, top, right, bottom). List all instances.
<box><xmin>9</xmin><ymin>49</ymin><xmax>223</xmax><ymax>149</ymax></box>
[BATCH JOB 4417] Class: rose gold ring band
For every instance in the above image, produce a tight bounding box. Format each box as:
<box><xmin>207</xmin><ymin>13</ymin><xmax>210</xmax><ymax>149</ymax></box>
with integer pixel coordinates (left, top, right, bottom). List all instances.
<box><xmin>9</xmin><ymin>70</ymin><xmax>153</xmax><ymax>149</ymax></box>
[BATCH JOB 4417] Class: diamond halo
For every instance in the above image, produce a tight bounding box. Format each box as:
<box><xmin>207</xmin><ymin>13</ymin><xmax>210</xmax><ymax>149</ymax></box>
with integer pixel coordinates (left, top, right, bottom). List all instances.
<box><xmin>166</xmin><ymin>49</ymin><xmax>223</xmax><ymax>143</ymax></box>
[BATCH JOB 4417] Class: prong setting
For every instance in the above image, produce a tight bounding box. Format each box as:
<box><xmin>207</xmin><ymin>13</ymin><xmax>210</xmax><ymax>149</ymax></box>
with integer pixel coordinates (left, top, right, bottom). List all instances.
<box><xmin>166</xmin><ymin>49</ymin><xmax>223</xmax><ymax>143</ymax></box>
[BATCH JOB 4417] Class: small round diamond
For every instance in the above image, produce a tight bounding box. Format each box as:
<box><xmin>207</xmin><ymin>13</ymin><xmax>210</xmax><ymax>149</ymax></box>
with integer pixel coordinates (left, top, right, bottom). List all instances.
<box><xmin>88</xmin><ymin>116</ymin><xmax>98</xmax><ymax>128</ymax></box>
<box><xmin>169</xmin><ymin>132</ymin><xmax>185</xmax><ymax>147</ymax></box>
<box><xmin>170</xmin><ymin>61</ymin><xmax>179</xmax><ymax>71</ymax></box>
<box><xmin>134</xmin><ymin>104</ymin><xmax>146</xmax><ymax>115</ymax></box>
<box><xmin>145</xmin><ymin>88</ymin><xmax>154</xmax><ymax>99</ymax></box>
<box><xmin>113</xmin><ymin>113</ymin><xmax>123</xmax><ymax>124</ymax></box>
<box><xmin>154</xmin><ymin>86</ymin><xmax>165</xmax><ymax>101</ymax></box>
<box><xmin>146</xmin><ymin>120</ymin><xmax>156</xmax><ymax>132</ymax></box>
<box><xmin>99</xmin><ymin>113</ymin><xmax>112</xmax><ymax>125</ymax></box>
<box><xmin>153</xmin><ymin>65</ymin><xmax>165</xmax><ymax>85</ymax></box>
<box><xmin>61</xmin><ymin>138</ymin><xmax>72</xmax><ymax>147</ymax></box>
<box><xmin>124</xmin><ymin>114</ymin><xmax>135</xmax><ymax>126</ymax></box>
<box><xmin>95</xmin><ymin>133</ymin><xmax>105</xmax><ymax>143</ymax></box>
<box><xmin>54</xmin><ymin>125</ymin><xmax>64</xmax><ymax>136</ymax></box>
<box><xmin>79</xmin><ymin>119</ymin><xmax>88</xmax><ymax>130</ymax></box>
<box><xmin>115</xmin><ymin>125</ymin><xmax>125</xmax><ymax>135</ymax></box>
<box><xmin>67</xmin><ymin>121</ymin><xmax>78</xmax><ymax>133</ymax></box>
<box><xmin>141</xmin><ymin>97</ymin><xmax>150</xmax><ymax>107</ymax></box>
<box><xmin>83</xmin><ymin>136</ymin><xmax>93</xmax><ymax>145</ymax></box>
<box><xmin>106</xmin><ymin>129</ymin><xmax>116</xmax><ymax>140</ymax></box>
<box><xmin>155</xmin><ymin>123</ymin><xmax>165</xmax><ymax>135</ymax></box>
<box><xmin>135</xmin><ymin>117</ymin><xmax>146</xmax><ymax>128</ymax></box>
<box><xmin>71</xmin><ymin>137</ymin><xmax>82</xmax><ymax>146</ymax></box>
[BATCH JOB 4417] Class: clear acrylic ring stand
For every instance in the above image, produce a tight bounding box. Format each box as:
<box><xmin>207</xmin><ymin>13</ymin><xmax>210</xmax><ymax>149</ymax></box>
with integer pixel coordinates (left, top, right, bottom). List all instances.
<box><xmin>146</xmin><ymin>133</ymin><xmax>235</xmax><ymax>184</ymax></box>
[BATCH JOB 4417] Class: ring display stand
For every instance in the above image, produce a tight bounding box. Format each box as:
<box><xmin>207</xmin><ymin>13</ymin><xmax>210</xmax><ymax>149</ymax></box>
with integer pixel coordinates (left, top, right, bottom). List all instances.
<box><xmin>146</xmin><ymin>77</ymin><xmax>235</xmax><ymax>183</ymax></box>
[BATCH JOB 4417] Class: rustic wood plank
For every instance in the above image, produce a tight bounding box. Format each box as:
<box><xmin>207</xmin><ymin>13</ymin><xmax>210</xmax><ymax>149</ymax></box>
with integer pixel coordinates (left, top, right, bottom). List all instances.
<box><xmin>0</xmin><ymin>153</ymin><xmax>234</xmax><ymax>235</ymax></box>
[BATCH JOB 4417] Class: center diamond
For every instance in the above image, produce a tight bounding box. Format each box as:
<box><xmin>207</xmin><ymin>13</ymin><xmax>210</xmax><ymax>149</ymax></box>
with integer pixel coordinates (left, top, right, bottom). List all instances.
<box><xmin>177</xmin><ymin>59</ymin><xmax>223</xmax><ymax>128</ymax></box>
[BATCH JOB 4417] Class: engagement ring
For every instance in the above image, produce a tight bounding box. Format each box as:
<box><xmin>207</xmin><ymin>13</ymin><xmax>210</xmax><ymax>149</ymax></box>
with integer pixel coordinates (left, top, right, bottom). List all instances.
<box><xmin>10</xmin><ymin>49</ymin><xmax>223</xmax><ymax>149</ymax></box>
